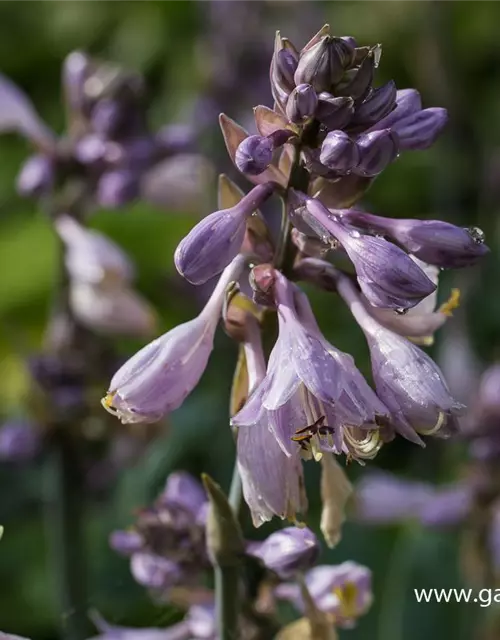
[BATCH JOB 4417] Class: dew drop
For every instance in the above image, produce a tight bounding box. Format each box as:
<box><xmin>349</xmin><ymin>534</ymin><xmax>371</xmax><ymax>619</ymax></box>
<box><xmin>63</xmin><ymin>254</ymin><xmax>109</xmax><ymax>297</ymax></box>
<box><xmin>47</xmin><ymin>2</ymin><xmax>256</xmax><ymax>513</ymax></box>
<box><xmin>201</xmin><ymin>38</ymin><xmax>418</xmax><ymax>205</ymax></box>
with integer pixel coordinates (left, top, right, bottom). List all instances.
<box><xmin>466</xmin><ymin>226</ymin><xmax>485</xmax><ymax>244</ymax></box>
<box><xmin>395</xmin><ymin>307</ymin><xmax>408</xmax><ymax>316</ymax></box>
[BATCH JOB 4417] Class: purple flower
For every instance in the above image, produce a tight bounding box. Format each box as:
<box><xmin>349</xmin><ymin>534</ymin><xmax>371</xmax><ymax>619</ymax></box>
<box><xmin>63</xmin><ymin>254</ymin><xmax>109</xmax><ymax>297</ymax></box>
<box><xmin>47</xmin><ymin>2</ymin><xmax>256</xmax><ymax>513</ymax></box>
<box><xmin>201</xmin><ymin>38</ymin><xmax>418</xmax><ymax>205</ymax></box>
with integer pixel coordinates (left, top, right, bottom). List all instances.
<box><xmin>0</xmin><ymin>420</ymin><xmax>41</xmax><ymax>462</ymax></box>
<box><xmin>159</xmin><ymin>471</ymin><xmax>208</xmax><ymax>516</ymax></box>
<box><xmin>103</xmin><ymin>256</ymin><xmax>245</xmax><ymax>423</ymax></box>
<box><xmin>174</xmin><ymin>183</ymin><xmax>274</xmax><ymax>285</ymax></box>
<box><xmin>342</xmin><ymin>210</ymin><xmax>489</xmax><ymax>268</ymax></box>
<box><xmin>355</xmin><ymin>472</ymin><xmax>433</xmax><ymax>524</ymax></box>
<box><xmin>16</xmin><ymin>154</ymin><xmax>54</xmax><ymax>197</ymax></box>
<box><xmin>91</xmin><ymin>604</ymin><xmax>216</xmax><ymax>640</ymax></box>
<box><xmin>300</xmin><ymin>195</ymin><xmax>436</xmax><ymax>310</ymax></box>
<box><xmin>352</xmin><ymin>80</ymin><xmax>397</xmax><ymax>126</ymax></box>
<box><xmin>419</xmin><ymin>484</ymin><xmax>473</xmax><ymax>528</ymax></box>
<box><xmin>234</xmin><ymin>317</ymin><xmax>307</xmax><ymax>526</ymax></box>
<box><xmin>131</xmin><ymin>552</ymin><xmax>182</xmax><ymax>590</ymax></box>
<box><xmin>275</xmin><ymin>562</ymin><xmax>372</xmax><ymax>628</ymax></box>
<box><xmin>235</xmin><ymin>135</ymin><xmax>273</xmax><ymax>175</ymax></box>
<box><xmin>96</xmin><ymin>170</ymin><xmax>140</xmax><ymax>208</ymax></box>
<box><xmin>109</xmin><ymin>530</ymin><xmax>144</xmax><ymax>556</ymax></box>
<box><xmin>246</xmin><ymin>526</ymin><xmax>319</xmax><ymax>579</ymax></box>
<box><xmin>336</xmin><ymin>272</ymin><xmax>464</xmax><ymax>442</ymax></box>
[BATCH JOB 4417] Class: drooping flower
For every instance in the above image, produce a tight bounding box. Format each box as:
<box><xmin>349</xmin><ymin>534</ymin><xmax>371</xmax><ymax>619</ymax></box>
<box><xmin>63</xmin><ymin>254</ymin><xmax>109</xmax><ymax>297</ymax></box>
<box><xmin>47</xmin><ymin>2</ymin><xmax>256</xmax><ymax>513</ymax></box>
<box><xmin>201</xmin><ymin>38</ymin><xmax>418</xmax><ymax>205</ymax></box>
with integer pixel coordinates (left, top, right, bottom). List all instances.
<box><xmin>294</xmin><ymin>194</ymin><xmax>436</xmax><ymax>310</ymax></box>
<box><xmin>275</xmin><ymin>562</ymin><xmax>373</xmax><ymax>629</ymax></box>
<box><xmin>335</xmin><ymin>269</ymin><xmax>464</xmax><ymax>442</ymax></box>
<box><xmin>102</xmin><ymin>255</ymin><xmax>245</xmax><ymax>424</ymax></box>
<box><xmin>340</xmin><ymin>210</ymin><xmax>489</xmax><ymax>269</ymax></box>
<box><xmin>246</xmin><ymin>526</ymin><xmax>320</xmax><ymax>579</ymax></box>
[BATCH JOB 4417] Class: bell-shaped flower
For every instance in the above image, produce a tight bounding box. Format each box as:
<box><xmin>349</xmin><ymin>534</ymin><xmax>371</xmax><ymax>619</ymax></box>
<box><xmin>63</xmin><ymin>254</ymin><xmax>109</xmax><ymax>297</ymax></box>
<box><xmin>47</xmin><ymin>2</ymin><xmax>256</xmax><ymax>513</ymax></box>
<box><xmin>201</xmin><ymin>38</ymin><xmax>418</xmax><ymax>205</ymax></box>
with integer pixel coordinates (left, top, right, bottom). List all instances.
<box><xmin>246</xmin><ymin>526</ymin><xmax>319</xmax><ymax>579</ymax></box>
<box><xmin>335</xmin><ymin>270</ymin><xmax>464</xmax><ymax>442</ymax></box>
<box><xmin>174</xmin><ymin>182</ymin><xmax>275</xmax><ymax>285</ymax></box>
<box><xmin>102</xmin><ymin>255</ymin><xmax>245</xmax><ymax>424</ymax></box>
<box><xmin>341</xmin><ymin>210</ymin><xmax>489</xmax><ymax>268</ymax></box>
<box><xmin>234</xmin><ymin>317</ymin><xmax>308</xmax><ymax>526</ymax></box>
<box><xmin>275</xmin><ymin>562</ymin><xmax>372</xmax><ymax>628</ymax></box>
<box><xmin>299</xmin><ymin>195</ymin><xmax>436</xmax><ymax>310</ymax></box>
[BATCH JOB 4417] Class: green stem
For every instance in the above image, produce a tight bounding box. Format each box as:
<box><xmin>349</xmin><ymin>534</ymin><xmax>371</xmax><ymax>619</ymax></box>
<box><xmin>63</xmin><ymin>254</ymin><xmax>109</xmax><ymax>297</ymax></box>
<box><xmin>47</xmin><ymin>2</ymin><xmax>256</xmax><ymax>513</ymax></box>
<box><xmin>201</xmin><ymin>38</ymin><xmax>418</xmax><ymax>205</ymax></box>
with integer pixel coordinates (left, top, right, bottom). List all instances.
<box><xmin>215</xmin><ymin>564</ymin><xmax>240</xmax><ymax>640</ymax></box>
<box><xmin>44</xmin><ymin>429</ymin><xmax>90</xmax><ymax>640</ymax></box>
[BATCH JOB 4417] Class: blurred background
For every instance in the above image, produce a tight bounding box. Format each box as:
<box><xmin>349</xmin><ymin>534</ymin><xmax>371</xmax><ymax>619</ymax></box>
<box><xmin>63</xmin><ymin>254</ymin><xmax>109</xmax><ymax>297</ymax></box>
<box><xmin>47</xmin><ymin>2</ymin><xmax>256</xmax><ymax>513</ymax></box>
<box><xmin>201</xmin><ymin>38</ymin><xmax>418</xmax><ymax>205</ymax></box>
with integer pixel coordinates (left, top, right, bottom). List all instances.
<box><xmin>0</xmin><ymin>1</ymin><xmax>499</xmax><ymax>639</ymax></box>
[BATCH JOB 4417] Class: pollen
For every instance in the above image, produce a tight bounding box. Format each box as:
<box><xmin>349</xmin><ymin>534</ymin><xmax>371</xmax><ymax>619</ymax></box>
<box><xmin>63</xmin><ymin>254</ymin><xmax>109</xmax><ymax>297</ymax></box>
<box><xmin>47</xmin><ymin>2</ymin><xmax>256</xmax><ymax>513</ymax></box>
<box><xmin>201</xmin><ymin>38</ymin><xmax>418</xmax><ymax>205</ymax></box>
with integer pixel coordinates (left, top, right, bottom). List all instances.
<box><xmin>101</xmin><ymin>392</ymin><xmax>117</xmax><ymax>415</ymax></box>
<box><xmin>333</xmin><ymin>582</ymin><xmax>360</xmax><ymax>620</ymax></box>
<box><xmin>439</xmin><ymin>288</ymin><xmax>461</xmax><ymax>317</ymax></box>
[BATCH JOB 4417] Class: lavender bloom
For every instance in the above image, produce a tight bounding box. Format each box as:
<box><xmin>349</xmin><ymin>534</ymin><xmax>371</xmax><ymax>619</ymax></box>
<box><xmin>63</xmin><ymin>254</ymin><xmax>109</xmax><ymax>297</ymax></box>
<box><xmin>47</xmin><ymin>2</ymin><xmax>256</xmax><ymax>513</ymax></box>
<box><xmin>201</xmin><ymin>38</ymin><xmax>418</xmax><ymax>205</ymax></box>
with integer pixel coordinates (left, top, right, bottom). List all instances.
<box><xmin>235</xmin><ymin>317</ymin><xmax>307</xmax><ymax>526</ymax></box>
<box><xmin>300</xmin><ymin>196</ymin><xmax>436</xmax><ymax>309</ymax></box>
<box><xmin>103</xmin><ymin>255</ymin><xmax>245</xmax><ymax>423</ymax></box>
<box><xmin>391</xmin><ymin>107</ymin><xmax>448</xmax><ymax>151</ymax></box>
<box><xmin>336</xmin><ymin>272</ymin><xmax>463</xmax><ymax>442</ymax></box>
<box><xmin>355</xmin><ymin>472</ymin><xmax>433</xmax><ymax>524</ymax></box>
<box><xmin>419</xmin><ymin>484</ymin><xmax>473</xmax><ymax>528</ymax></box>
<box><xmin>96</xmin><ymin>170</ymin><xmax>140</xmax><ymax>208</ymax></box>
<box><xmin>351</xmin><ymin>80</ymin><xmax>397</xmax><ymax>126</ymax></box>
<box><xmin>342</xmin><ymin>210</ymin><xmax>489</xmax><ymax>268</ymax></box>
<box><xmin>91</xmin><ymin>604</ymin><xmax>216</xmax><ymax>640</ymax></box>
<box><xmin>174</xmin><ymin>183</ymin><xmax>274</xmax><ymax>285</ymax></box>
<box><xmin>246</xmin><ymin>526</ymin><xmax>319</xmax><ymax>579</ymax></box>
<box><xmin>111</xmin><ymin>472</ymin><xmax>209</xmax><ymax>595</ymax></box>
<box><xmin>319</xmin><ymin>131</ymin><xmax>359</xmax><ymax>174</ymax></box>
<box><xmin>275</xmin><ymin>562</ymin><xmax>372</xmax><ymax>628</ymax></box>
<box><xmin>235</xmin><ymin>135</ymin><xmax>273</xmax><ymax>175</ymax></box>
<box><xmin>0</xmin><ymin>420</ymin><xmax>41</xmax><ymax>462</ymax></box>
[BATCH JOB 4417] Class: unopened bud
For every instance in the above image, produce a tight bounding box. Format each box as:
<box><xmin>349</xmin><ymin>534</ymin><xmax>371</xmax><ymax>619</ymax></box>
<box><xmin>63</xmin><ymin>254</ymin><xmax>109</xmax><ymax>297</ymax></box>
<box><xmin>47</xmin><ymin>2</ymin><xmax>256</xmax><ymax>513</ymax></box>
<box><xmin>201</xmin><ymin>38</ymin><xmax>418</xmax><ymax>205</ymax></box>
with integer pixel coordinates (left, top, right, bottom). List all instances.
<box><xmin>294</xmin><ymin>36</ymin><xmax>354</xmax><ymax>93</ymax></box>
<box><xmin>320</xmin><ymin>130</ymin><xmax>359</xmax><ymax>174</ymax></box>
<box><xmin>235</xmin><ymin>135</ymin><xmax>273</xmax><ymax>175</ymax></box>
<box><xmin>352</xmin><ymin>80</ymin><xmax>397</xmax><ymax>126</ymax></box>
<box><xmin>286</xmin><ymin>84</ymin><xmax>318</xmax><ymax>123</ymax></box>
<box><xmin>16</xmin><ymin>154</ymin><xmax>54</xmax><ymax>197</ymax></box>
<box><xmin>391</xmin><ymin>107</ymin><xmax>448</xmax><ymax>151</ymax></box>
<box><xmin>336</xmin><ymin>51</ymin><xmax>375</xmax><ymax>101</ymax></box>
<box><xmin>316</xmin><ymin>94</ymin><xmax>354</xmax><ymax>130</ymax></box>
<box><xmin>354</xmin><ymin>129</ymin><xmax>399</xmax><ymax>177</ymax></box>
<box><xmin>275</xmin><ymin>48</ymin><xmax>298</xmax><ymax>90</ymax></box>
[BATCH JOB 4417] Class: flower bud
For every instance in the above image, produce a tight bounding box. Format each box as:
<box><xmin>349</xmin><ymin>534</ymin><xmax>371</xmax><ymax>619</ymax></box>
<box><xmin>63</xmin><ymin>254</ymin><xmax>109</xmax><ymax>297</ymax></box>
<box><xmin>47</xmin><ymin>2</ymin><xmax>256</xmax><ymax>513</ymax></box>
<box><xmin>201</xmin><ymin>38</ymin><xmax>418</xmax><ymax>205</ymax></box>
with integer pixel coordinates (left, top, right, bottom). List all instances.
<box><xmin>368</xmin><ymin>88</ymin><xmax>421</xmax><ymax>131</ymax></box>
<box><xmin>319</xmin><ymin>130</ymin><xmax>359</xmax><ymax>174</ymax></box>
<box><xmin>316</xmin><ymin>94</ymin><xmax>353</xmax><ymax>130</ymax></box>
<box><xmin>109</xmin><ymin>529</ymin><xmax>144</xmax><ymax>556</ymax></box>
<box><xmin>294</xmin><ymin>36</ymin><xmax>354</xmax><ymax>93</ymax></box>
<box><xmin>352</xmin><ymin>80</ymin><xmax>397</xmax><ymax>126</ymax></box>
<box><xmin>130</xmin><ymin>552</ymin><xmax>181</xmax><ymax>590</ymax></box>
<box><xmin>246</xmin><ymin>527</ymin><xmax>319</xmax><ymax>579</ymax></box>
<box><xmin>391</xmin><ymin>107</ymin><xmax>448</xmax><ymax>151</ymax></box>
<box><xmin>96</xmin><ymin>170</ymin><xmax>139</xmax><ymax>208</ymax></box>
<box><xmin>62</xmin><ymin>51</ymin><xmax>91</xmax><ymax>114</ymax></box>
<box><xmin>275</xmin><ymin>48</ymin><xmax>299</xmax><ymax>90</ymax></box>
<box><xmin>91</xmin><ymin>98</ymin><xmax>127</xmax><ymax>138</ymax></box>
<box><xmin>175</xmin><ymin>183</ymin><xmax>274</xmax><ymax>285</ymax></box>
<box><xmin>16</xmin><ymin>154</ymin><xmax>54</xmax><ymax>197</ymax></box>
<box><xmin>336</xmin><ymin>51</ymin><xmax>374</xmax><ymax>101</ymax></box>
<box><xmin>354</xmin><ymin>129</ymin><xmax>399</xmax><ymax>177</ymax></box>
<box><xmin>286</xmin><ymin>84</ymin><xmax>318</xmax><ymax>123</ymax></box>
<box><xmin>0</xmin><ymin>420</ymin><xmax>41</xmax><ymax>462</ymax></box>
<box><xmin>235</xmin><ymin>135</ymin><xmax>273</xmax><ymax>175</ymax></box>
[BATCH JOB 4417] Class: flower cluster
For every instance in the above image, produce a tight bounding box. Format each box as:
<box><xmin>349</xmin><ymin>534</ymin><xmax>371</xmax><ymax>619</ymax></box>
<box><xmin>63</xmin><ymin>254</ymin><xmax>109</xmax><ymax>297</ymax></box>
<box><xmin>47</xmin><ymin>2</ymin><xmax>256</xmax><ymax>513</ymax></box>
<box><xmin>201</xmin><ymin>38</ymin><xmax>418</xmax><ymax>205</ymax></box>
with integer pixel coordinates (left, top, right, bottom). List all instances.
<box><xmin>110</xmin><ymin>472</ymin><xmax>210</xmax><ymax>596</ymax></box>
<box><xmin>1</xmin><ymin>52</ymin><xmax>209</xmax><ymax>213</ymax></box>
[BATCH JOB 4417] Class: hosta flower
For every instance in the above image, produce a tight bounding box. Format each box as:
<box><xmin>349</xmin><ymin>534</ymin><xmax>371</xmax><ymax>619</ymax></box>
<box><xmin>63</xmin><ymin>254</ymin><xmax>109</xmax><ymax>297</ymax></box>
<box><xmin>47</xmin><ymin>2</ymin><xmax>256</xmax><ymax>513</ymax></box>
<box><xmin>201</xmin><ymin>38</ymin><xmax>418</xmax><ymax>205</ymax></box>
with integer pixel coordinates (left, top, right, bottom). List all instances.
<box><xmin>110</xmin><ymin>472</ymin><xmax>209</xmax><ymax>595</ymax></box>
<box><xmin>341</xmin><ymin>210</ymin><xmax>489</xmax><ymax>269</ymax></box>
<box><xmin>91</xmin><ymin>603</ymin><xmax>216</xmax><ymax>640</ymax></box>
<box><xmin>103</xmin><ymin>255</ymin><xmax>245</xmax><ymax>423</ymax></box>
<box><xmin>275</xmin><ymin>562</ymin><xmax>372</xmax><ymax>628</ymax></box>
<box><xmin>335</xmin><ymin>270</ymin><xmax>464</xmax><ymax>442</ymax></box>
<box><xmin>246</xmin><ymin>526</ymin><xmax>319</xmax><ymax>579</ymax></box>
<box><xmin>174</xmin><ymin>182</ymin><xmax>275</xmax><ymax>285</ymax></box>
<box><xmin>299</xmin><ymin>195</ymin><xmax>436</xmax><ymax>310</ymax></box>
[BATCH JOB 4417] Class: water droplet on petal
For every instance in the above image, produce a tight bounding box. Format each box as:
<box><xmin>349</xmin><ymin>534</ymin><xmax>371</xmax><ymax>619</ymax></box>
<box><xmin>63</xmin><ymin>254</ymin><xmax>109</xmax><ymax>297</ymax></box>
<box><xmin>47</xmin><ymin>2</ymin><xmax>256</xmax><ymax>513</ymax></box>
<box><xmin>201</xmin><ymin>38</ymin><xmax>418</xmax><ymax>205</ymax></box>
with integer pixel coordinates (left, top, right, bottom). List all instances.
<box><xmin>395</xmin><ymin>307</ymin><xmax>408</xmax><ymax>316</ymax></box>
<box><xmin>466</xmin><ymin>226</ymin><xmax>485</xmax><ymax>245</ymax></box>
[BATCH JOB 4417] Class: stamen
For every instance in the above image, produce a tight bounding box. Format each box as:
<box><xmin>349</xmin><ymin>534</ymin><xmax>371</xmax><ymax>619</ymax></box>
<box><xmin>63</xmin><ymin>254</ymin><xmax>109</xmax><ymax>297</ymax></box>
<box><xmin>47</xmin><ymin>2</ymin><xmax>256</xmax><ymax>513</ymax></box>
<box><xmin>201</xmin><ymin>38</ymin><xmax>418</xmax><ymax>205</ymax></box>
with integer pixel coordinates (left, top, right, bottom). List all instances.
<box><xmin>416</xmin><ymin>411</ymin><xmax>446</xmax><ymax>436</ymax></box>
<box><xmin>439</xmin><ymin>288</ymin><xmax>460</xmax><ymax>317</ymax></box>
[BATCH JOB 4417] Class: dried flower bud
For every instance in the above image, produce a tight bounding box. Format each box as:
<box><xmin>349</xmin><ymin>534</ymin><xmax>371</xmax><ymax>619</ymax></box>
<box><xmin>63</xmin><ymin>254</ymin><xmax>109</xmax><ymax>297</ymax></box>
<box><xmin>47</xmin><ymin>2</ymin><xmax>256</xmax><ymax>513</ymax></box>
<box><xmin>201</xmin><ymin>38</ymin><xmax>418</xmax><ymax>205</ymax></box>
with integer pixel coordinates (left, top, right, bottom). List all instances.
<box><xmin>286</xmin><ymin>84</ymin><xmax>318</xmax><ymax>123</ymax></box>
<box><xmin>319</xmin><ymin>130</ymin><xmax>359</xmax><ymax>174</ymax></box>
<box><xmin>354</xmin><ymin>129</ymin><xmax>399</xmax><ymax>177</ymax></box>
<box><xmin>246</xmin><ymin>527</ymin><xmax>320</xmax><ymax>579</ymax></box>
